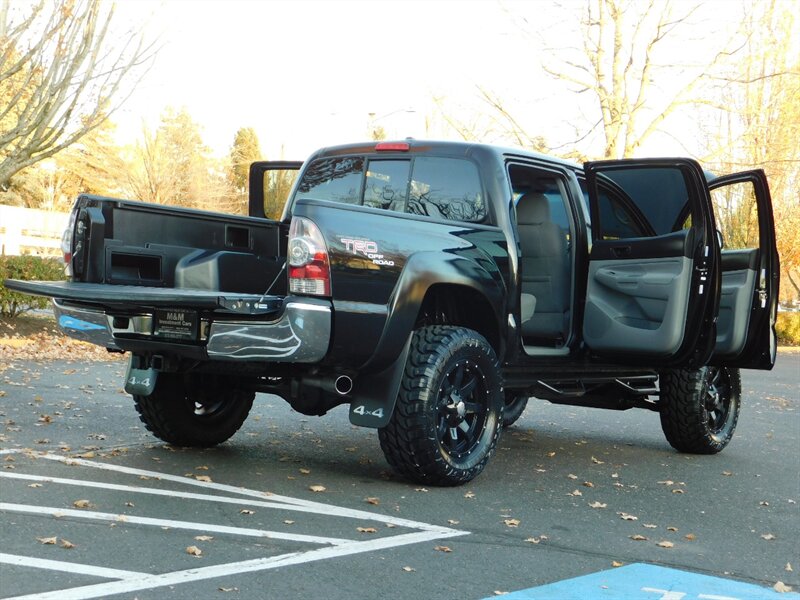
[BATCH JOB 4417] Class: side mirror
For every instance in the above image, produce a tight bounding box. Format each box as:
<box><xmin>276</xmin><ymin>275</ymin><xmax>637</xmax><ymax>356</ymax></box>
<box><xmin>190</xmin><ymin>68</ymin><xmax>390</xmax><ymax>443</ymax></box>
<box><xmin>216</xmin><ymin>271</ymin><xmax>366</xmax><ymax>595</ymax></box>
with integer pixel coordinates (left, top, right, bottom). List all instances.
<box><xmin>715</xmin><ymin>229</ymin><xmax>724</xmax><ymax>250</ymax></box>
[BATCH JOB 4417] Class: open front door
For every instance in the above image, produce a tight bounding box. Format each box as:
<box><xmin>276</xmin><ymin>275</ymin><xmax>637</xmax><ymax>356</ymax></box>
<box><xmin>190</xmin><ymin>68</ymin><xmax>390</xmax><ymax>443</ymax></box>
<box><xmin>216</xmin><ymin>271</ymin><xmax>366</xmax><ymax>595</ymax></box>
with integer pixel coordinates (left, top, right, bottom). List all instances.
<box><xmin>249</xmin><ymin>161</ymin><xmax>303</xmax><ymax>220</ymax></box>
<box><xmin>708</xmin><ymin>170</ymin><xmax>779</xmax><ymax>369</ymax></box>
<box><xmin>582</xmin><ymin>159</ymin><xmax>720</xmax><ymax>367</ymax></box>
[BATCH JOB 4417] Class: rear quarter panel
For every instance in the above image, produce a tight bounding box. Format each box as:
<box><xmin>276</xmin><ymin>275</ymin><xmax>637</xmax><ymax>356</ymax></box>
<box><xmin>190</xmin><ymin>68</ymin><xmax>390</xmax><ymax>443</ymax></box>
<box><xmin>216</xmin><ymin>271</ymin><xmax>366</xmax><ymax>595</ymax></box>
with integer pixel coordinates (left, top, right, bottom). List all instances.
<box><xmin>291</xmin><ymin>199</ymin><xmax>510</xmax><ymax>370</ymax></box>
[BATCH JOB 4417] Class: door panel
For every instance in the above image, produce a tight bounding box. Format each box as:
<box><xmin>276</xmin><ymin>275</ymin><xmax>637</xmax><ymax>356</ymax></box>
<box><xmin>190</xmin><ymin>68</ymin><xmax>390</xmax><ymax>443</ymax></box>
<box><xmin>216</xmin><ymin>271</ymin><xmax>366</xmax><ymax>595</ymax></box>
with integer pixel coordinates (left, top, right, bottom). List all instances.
<box><xmin>585</xmin><ymin>254</ymin><xmax>692</xmax><ymax>355</ymax></box>
<box><xmin>708</xmin><ymin>171</ymin><xmax>779</xmax><ymax>369</ymax></box>
<box><xmin>583</xmin><ymin>159</ymin><xmax>719</xmax><ymax>366</ymax></box>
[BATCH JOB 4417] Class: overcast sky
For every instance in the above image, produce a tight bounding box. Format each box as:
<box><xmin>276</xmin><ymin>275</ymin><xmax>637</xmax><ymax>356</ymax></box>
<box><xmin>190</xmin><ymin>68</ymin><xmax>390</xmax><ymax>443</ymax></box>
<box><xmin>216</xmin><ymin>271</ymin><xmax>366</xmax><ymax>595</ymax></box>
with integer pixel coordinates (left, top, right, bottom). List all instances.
<box><xmin>113</xmin><ymin>0</ymin><xmax>754</xmax><ymax>161</ymax></box>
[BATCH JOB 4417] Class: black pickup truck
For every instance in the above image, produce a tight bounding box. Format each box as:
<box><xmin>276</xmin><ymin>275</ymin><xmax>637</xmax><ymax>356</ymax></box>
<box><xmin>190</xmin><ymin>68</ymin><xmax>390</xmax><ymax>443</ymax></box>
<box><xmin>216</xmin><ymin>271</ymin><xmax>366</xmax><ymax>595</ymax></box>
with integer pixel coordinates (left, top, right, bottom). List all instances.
<box><xmin>5</xmin><ymin>140</ymin><xmax>779</xmax><ymax>485</ymax></box>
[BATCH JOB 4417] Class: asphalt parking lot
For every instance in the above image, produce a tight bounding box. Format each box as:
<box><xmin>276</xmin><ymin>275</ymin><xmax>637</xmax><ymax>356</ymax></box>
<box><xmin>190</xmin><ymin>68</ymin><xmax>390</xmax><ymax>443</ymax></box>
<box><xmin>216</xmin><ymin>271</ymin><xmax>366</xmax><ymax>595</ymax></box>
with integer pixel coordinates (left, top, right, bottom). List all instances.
<box><xmin>0</xmin><ymin>354</ymin><xmax>798</xmax><ymax>599</ymax></box>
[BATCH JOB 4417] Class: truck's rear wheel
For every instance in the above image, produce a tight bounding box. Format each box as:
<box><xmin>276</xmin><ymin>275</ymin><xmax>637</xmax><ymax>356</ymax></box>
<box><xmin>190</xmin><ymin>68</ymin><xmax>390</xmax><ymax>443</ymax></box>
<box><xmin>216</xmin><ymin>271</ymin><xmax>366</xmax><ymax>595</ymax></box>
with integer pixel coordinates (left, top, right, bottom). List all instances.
<box><xmin>503</xmin><ymin>393</ymin><xmax>529</xmax><ymax>427</ymax></box>
<box><xmin>378</xmin><ymin>326</ymin><xmax>503</xmax><ymax>486</ymax></box>
<box><xmin>659</xmin><ymin>366</ymin><xmax>740</xmax><ymax>454</ymax></box>
<box><xmin>133</xmin><ymin>373</ymin><xmax>254</xmax><ymax>447</ymax></box>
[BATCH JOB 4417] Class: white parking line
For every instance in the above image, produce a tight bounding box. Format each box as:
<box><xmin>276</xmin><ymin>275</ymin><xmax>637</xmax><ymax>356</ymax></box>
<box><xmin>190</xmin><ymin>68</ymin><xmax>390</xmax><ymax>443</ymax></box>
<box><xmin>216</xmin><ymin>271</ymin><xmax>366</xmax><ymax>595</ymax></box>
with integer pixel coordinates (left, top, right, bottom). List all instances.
<box><xmin>0</xmin><ymin>450</ymin><xmax>469</xmax><ymax>599</ymax></box>
<box><xmin>0</xmin><ymin>502</ymin><xmax>352</xmax><ymax>546</ymax></box>
<box><xmin>0</xmin><ymin>553</ymin><xmax>145</xmax><ymax>580</ymax></box>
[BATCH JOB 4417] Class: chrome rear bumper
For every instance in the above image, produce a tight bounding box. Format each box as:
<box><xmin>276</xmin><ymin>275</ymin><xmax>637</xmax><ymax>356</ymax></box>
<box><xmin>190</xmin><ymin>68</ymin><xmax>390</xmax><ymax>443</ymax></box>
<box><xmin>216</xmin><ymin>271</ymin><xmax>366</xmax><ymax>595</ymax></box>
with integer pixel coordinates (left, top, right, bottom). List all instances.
<box><xmin>53</xmin><ymin>298</ymin><xmax>331</xmax><ymax>362</ymax></box>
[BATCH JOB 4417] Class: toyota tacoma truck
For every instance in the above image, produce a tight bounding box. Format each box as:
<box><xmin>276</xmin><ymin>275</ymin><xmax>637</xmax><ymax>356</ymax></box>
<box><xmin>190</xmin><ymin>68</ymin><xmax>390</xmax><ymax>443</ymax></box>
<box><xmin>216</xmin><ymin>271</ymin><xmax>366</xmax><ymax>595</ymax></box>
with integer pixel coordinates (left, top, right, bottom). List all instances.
<box><xmin>4</xmin><ymin>140</ymin><xmax>780</xmax><ymax>486</ymax></box>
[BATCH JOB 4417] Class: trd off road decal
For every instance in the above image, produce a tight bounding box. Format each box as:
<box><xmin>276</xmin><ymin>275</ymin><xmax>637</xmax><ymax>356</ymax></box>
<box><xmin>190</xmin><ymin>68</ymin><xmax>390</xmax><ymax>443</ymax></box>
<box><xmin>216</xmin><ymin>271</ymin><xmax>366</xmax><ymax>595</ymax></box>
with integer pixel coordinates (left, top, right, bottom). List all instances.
<box><xmin>340</xmin><ymin>238</ymin><xmax>395</xmax><ymax>266</ymax></box>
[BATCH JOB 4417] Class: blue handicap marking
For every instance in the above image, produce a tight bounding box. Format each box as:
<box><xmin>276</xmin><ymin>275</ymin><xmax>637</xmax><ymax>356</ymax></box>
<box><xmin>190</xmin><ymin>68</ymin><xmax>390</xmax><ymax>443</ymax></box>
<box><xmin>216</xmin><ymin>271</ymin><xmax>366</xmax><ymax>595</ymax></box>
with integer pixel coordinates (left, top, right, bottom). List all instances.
<box><xmin>495</xmin><ymin>563</ymin><xmax>800</xmax><ymax>600</ymax></box>
<box><xmin>59</xmin><ymin>315</ymin><xmax>106</xmax><ymax>331</ymax></box>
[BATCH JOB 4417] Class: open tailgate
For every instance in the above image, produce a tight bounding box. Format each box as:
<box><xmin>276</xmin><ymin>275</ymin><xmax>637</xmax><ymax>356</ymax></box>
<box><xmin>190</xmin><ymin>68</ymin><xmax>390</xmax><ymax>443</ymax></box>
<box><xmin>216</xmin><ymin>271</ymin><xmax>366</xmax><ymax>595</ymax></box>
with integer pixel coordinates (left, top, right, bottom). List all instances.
<box><xmin>3</xmin><ymin>280</ymin><xmax>282</xmax><ymax>314</ymax></box>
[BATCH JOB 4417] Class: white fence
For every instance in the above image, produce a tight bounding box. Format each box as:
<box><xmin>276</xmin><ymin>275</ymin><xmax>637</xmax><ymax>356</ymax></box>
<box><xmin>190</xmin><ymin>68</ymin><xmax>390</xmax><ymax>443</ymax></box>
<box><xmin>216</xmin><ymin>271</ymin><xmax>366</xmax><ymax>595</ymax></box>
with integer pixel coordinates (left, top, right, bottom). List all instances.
<box><xmin>0</xmin><ymin>205</ymin><xmax>69</xmax><ymax>257</ymax></box>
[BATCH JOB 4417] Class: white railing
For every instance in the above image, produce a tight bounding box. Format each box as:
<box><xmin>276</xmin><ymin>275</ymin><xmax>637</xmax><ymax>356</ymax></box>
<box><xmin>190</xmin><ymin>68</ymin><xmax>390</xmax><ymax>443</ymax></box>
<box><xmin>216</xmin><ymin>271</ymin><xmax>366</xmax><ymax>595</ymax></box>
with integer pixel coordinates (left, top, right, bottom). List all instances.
<box><xmin>0</xmin><ymin>205</ymin><xmax>69</xmax><ymax>257</ymax></box>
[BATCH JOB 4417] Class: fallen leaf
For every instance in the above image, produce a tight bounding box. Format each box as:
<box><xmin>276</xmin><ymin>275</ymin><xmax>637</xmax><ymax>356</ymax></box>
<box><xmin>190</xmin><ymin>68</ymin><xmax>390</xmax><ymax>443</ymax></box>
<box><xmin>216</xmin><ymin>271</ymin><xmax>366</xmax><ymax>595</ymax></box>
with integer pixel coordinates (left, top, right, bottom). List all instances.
<box><xmin>37</xmin><ymin>536</ymin><xmax>57</xmax><ymax>545</ymax></box>
<box><xmin>284</xmin><ymin>520</ymin><xmax>295</xmax><ymax>525</ymax></box>
<box><xmin>657</xmin><ymin>541</ymin><xmax>674</xmax><ymax>548</ymax></box>
<box><xmin>365</xmin><ymin>497</ymin><xmax>380</xmax><ymax>505</ymax></box>
<box><xmin>547</xmin><ymin>451</ymin><xmax>556</xmax><ymax>457</ymax></box>
<box><xmin>357</xmin><ymin>527</ymin><xmax>378</xmax><ymax>534</ymax></box>
<box><xmin>525</xmin><ymin>537</ymin><xmax>542</xmax><ymax>544</ymax></box>
<box><xmin>75</xmin><ymin>451</ymin><xmax>95</xmax><ymax>459</ymax></box>
<box><xmin>194</xmin><ymin>535</ymin><xmax>214</xmax><ymax>541</ymax></box>
<box><xmin>464</xmin><ymin>491</ymin><xmax>475</xmax><ymax>499</ymax></box>
<box><xmin>504</xmin><ymin>519</ymin><xmax>521</xmax><ymax>528</ymax></box>
<box><xmin>591</xmin><ymin>456</ymin><xmax>604</xmax><ymax>464</ymax></box>
<box><xmin>299</xmin><ymin>468</ymin><xmax>311</xmax><ymax>475</ymax></box>
<box><xmin>218</xmin><ymin>587</ymin><xmax>239</xmax><ymax>593</ymax></box>
<box><xmin>774</xmin><ymin>582</ymin><xmax>793</xmax><ymax>593</ymax></box>
<box><xmin>761</xmin><ymin>533</ymin><xmax>777</xmax><ymax>540</ymax></box>
<box><xmin>672</xmin><ymin>489</ymin><xmax>685</xmax><ymax>494</ymax></box>
<box><xmin>589</xmin><ymin>501</ymin><xmax>607</xmax><ymax>509</ymax></box>
<box><xmin>567</xmin><ymin>490</ymin><xmax>583</xmax><ymax>497</ymax></box>
<box><xmin>60</xmin><ymin>539</ymin><xmax>76</xmax><ymax>549</ymax></box>
<box><xmin>643</xmin><ymin>523</ymin><xmax>658</xmax><ymax>529</ymax></box>
<box><xmin>240</xmin><ymin>509</ymin><xmax>254</xmax><ymax>515</ymax></box>
<box><xmin>185</xmin><ymin>545</ymin><xmax>202</xmax><ymax>556</ymax></box>
<box><xmin>195</xmin><ymin>465</ymin><xmax>209</xmax><ymax>470</ymax></box>
<box><xmin>630</xmin><ymin>534</ymin><xmax>648</xmax><ymax>541</ymax></box>
<box><xmin>666</xmin><ymin>526</ymin><xmax>678</xmax><ymax>532</ymax></box>
<box><xmin>657</xmin><ymin>480</ymin><xmax>674</xmax><ymax>486</ymax></box>
<box><xmin>684</xmin><ymin>533</ymin><xmax>696</xmax><ymax>541</ymax></box>
<box><xmin>415</xmin><ymin>487</ymin><xmax>429</xmax><ymax>492</ymax></box>
<box><xmin>583</xmin><ymin>481</ymin><xmax>594</xmax><ymax>488</ymax></box>
<box><xmin>617</xmin><ymin>512</ymin><xmax>638</xmax><ymax>521</ymax></box>
<box><xmin>494</xmin><ymin>592</ymin><xmax>508</xmax><ymax>596</ymax></box>
<box><xmin>194</xmin><ymin>475</ymin><xmax>212</xmax><ymax>483</ymax></box>
<box><xmin>125</xmin><ymin>502</ymin><xmax>134</xmax><ymax>507</ymax></box>
<box><xmin>786</xmin><ymin>563</ymin><xmax>793</xmax><ymax>572</ymax></box>
<box><xmin>567</xmin><ymin>474</ymin><xmax>578</xmax><ymax>480</ymax></box>
<box><xmin>760</xmin><ymin>501</ymin><xmax>770</xmax><ymax>506</ymax></box>
<box><xmin>448</xmin><ymin>519</ymin><xmax>460</xmax><ymax>525</ymax></box>
<box><xmin>309</xmin><ymin>485</ymin><xmax>326</xmax><ymax>493</ymax></box>
<box><xmin>722</xmin><ymin>471</ymin><xmax>733</xmax><ymax>476</ymax></box>
<box><xmin>28</xmin><ymin>483</ymin><xmax>42</xmax><ymax>488</ymax></box>
<box><xmin>612</xmin><ymin>561</ymin><xmax>624</xmax><ymax>567</ymax></box>
<box><xmin>402</xmin><ymin>566</ymin><xmax>415</xmax><ymax>572</ymax></box>
<box><xmin>434</xmin><ymin>545</ymin><xmax>452</xmax><ymax>553</ymax></box>
<box><xmin>72</xmin><ymin>499</ymin><xmax>93</xmax><ymax>509</ymax></box>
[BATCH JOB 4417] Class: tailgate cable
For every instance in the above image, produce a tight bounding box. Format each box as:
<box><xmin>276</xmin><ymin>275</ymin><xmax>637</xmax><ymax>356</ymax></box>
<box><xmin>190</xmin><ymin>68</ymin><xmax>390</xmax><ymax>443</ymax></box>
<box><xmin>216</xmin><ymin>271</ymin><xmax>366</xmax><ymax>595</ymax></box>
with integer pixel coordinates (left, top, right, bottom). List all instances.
<box><xmin>258</xmin><ymin>261</ymin><xmax>286</xmax><ymax>304</ymax></box>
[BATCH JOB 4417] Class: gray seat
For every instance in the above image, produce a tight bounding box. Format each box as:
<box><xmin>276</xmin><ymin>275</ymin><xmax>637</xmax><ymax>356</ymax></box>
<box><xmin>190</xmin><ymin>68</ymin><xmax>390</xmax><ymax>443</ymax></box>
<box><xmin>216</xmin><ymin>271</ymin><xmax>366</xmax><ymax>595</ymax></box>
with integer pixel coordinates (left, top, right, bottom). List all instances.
<box><xmin>516</xmin><ymin>192</ymin><xmax>569</xmax><ymax>342</ymax></box>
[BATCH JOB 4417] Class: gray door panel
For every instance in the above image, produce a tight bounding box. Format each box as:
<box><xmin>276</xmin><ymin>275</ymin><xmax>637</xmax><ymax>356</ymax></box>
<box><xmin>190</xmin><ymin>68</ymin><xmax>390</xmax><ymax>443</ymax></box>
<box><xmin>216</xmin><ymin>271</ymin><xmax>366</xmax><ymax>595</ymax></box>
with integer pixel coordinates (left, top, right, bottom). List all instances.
<box><xmin>716</xmin><ymin>266</ymin><xmax>756</xmax><ymax>356</ymax></box>
<box><xmin>584</xmin><ymin>257</ymin><xmax>691</xmax><ymax>355</ymax></box>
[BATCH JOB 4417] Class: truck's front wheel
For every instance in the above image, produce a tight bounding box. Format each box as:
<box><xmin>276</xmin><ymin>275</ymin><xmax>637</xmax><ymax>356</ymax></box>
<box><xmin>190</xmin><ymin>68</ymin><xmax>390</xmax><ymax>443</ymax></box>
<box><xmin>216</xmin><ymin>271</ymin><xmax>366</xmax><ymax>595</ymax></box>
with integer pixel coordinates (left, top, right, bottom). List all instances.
<box><xmin>659</xmin><ymin>366</ymin><xmax>741</xmax><ymax>454</ymax></box>
<box><xmin>133</xmin><ymin>373</ymin><xmax>254</xmax><ymax>447</ymax></box>
<box><xmin>378</xmin><ymin>326</ymin><xmax>503</xmax><ymax>486</ymax></box>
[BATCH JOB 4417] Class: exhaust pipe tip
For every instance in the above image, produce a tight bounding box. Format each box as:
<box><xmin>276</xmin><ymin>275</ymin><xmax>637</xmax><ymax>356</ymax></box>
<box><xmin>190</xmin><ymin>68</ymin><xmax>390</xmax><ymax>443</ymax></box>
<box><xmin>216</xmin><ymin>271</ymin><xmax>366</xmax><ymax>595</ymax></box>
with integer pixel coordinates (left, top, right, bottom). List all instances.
<box><xmin>334</xmin><ymin>375</ymin><xmax>353</xmax><ymax>396</ymax></box>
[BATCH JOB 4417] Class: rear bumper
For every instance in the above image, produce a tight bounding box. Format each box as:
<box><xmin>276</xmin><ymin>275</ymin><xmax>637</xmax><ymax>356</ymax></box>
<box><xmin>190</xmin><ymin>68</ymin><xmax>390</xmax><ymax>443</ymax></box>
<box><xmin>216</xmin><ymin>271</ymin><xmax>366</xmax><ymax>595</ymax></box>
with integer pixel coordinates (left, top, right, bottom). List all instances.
<box><xmin>53</xmin><ymin>297</ymin><xmax>331</xmax><ymax>362</ymax></box>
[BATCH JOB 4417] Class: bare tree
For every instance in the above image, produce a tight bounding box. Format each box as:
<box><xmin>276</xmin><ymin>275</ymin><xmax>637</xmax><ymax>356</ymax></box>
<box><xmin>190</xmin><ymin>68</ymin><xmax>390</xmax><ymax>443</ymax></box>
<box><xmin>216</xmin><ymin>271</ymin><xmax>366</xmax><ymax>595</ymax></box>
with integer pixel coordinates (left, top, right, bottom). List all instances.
<box><xmin>538</xmin><ymin>0</ymin><xmax>744</xmax><ymax>158</ymax></box>
<box><xmin>701</xmin><ymin>0</ymin><xmax>800</xmax><ymax>299</ymax></box>
<box><xmin>0</xmin><ymin>0</ymin><xmax>156</xmax><ymax>190</ymax></box>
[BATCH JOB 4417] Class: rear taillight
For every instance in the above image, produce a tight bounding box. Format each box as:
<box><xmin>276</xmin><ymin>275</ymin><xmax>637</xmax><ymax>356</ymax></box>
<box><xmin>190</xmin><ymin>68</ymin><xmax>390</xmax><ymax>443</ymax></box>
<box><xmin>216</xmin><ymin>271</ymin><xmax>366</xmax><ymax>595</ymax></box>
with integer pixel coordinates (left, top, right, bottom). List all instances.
<box><xmin>61</xmin><ymin>208</ymin><xmax>78</xmax><ymax>276</ymax></box>
<box><xmin>288</xmin><ymin>217</ymin><xmax>331</xmax><ymax>296</ymax></box>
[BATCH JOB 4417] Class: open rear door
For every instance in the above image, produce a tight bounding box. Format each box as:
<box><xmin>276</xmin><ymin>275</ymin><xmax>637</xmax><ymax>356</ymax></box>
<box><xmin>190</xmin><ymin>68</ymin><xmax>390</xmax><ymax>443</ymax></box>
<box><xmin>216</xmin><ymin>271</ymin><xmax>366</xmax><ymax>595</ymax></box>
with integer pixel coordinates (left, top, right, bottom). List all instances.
<box><xmin>707</xmin><ymin>170</ymin><xmax>779</xmax><ymax>369</ymax></box>
<box><xmin>583</xmin><ymin>159</ymin><xmax>720</xmax><ymax>367</ymax></box>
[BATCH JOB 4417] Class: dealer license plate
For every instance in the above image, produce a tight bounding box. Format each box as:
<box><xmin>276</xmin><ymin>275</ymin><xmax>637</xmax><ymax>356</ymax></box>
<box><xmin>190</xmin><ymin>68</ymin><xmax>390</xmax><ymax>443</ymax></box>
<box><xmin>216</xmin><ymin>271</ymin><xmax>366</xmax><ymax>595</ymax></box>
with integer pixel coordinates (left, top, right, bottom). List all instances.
<box><xmin>154</xmin><ymin>309</ymin><xmax>198</xmax><ymax>340</ymax></box>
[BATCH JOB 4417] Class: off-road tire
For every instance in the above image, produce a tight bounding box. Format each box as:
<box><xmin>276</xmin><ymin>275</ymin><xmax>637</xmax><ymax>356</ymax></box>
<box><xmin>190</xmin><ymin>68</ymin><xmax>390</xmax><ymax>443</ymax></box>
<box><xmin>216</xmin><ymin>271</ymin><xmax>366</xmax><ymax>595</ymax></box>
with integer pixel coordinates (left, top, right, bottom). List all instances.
<box><xmin>378</xmin><ymin>326</ymin><xmax>504</xmax><ymax>486</ymax></box>
<box><xmin>659</xmin><ymin>366</ymin><xmax>741</xmax><ymax>454</ymax></box>
<box><xmin>503</xmin><ymin>393</ymin><xmax>529</xmax><ymax>427</ymax></box>
<box><xmin>134</xmin><ymin>373</ymin><xmax>254</xmax><ymax>447</ymax></box>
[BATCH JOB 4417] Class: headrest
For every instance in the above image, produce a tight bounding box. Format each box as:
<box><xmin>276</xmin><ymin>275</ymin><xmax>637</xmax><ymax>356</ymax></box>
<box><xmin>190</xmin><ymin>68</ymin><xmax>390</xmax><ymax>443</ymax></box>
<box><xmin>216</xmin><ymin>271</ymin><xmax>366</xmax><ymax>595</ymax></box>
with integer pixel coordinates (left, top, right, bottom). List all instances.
<box><xmin>516</xmin><ymin>192</ymin><xmax>551</xmax><ymax>225</ymax></box>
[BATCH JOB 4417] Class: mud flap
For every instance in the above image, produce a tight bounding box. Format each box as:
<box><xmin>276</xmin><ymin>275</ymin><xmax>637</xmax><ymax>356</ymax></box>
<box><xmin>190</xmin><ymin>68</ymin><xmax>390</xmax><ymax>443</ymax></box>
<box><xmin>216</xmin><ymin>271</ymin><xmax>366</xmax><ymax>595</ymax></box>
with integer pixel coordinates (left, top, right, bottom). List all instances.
<box><xmin>124</xmin><ymin>356</ymin><xmax>158</xmax><ymax>396</ymax></box>
<box><xmin>348</xmin><ymin>334</ymin><xmax>412</xmax><ymax>428</ymax></box>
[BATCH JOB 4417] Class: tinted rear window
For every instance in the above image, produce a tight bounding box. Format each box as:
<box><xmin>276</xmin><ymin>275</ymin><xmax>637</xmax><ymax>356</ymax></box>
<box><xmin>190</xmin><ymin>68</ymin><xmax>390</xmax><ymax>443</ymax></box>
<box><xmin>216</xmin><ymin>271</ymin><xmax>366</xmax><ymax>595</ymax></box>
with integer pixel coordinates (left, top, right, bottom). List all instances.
<box><xmin>292</xmin><ymin>155</ymin><xmax>486</xmax><ymax>223</ymax></box>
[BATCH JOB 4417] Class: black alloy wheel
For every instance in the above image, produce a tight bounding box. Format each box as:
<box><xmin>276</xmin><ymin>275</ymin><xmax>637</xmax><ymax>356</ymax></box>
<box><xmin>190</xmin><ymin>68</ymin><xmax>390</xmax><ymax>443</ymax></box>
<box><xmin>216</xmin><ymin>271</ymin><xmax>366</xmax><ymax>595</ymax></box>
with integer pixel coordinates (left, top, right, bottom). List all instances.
<box><xmin>378</xmin><ymin>326</ymin><xmax>504</xmax><ymax>485</ymax></box>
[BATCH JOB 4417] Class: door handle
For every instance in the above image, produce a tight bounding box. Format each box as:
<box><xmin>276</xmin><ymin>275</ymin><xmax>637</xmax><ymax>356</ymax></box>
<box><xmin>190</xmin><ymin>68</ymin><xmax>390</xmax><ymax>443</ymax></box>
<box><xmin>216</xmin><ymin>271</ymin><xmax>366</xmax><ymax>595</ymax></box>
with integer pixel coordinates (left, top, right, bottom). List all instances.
<box><xmin>611</xmin><ymin>246</ymin><xmax>631</xmax><ymax>258</ymax></box>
